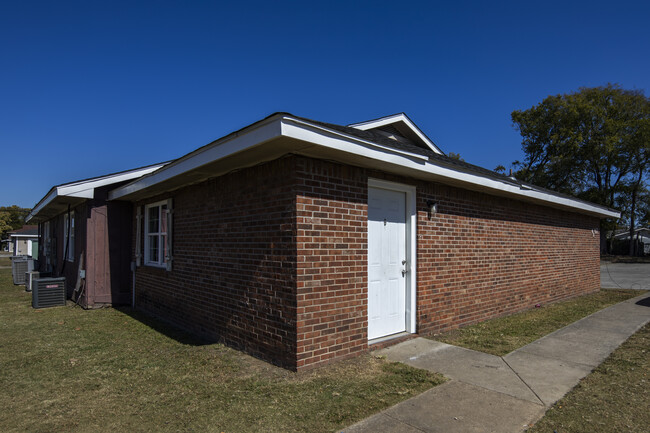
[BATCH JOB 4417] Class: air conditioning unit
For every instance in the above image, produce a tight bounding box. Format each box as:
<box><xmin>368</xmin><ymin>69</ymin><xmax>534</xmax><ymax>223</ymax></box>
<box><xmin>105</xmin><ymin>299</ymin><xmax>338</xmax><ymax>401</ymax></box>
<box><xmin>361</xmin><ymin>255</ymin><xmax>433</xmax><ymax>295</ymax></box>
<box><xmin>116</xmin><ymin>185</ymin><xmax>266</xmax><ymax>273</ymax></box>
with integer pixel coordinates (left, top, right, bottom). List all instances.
<box><xmin>12</xmin><ymin>258</ymin><xmax>34</xmax><ymax>285</ymax></box>
<box><xmin>32</xmin><ymin>277</ymin><xmax>66</xmax><ymax>309</ymax></box>
<box><xmin>25</xmin><ymin>271</ymin><xmax>50</xmax><ymax>292</ymax></box>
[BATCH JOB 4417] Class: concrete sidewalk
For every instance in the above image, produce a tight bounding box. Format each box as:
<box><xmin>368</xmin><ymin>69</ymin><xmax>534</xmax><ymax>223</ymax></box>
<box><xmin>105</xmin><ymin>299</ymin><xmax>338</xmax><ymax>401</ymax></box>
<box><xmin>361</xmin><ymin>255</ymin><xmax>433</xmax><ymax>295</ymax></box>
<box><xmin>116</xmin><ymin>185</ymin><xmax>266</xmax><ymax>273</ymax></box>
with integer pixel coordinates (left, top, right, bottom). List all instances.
<box><xmin>345</xmin><ymin>292</ymin><xmax>650</xmax><ymax>433</ymax></box>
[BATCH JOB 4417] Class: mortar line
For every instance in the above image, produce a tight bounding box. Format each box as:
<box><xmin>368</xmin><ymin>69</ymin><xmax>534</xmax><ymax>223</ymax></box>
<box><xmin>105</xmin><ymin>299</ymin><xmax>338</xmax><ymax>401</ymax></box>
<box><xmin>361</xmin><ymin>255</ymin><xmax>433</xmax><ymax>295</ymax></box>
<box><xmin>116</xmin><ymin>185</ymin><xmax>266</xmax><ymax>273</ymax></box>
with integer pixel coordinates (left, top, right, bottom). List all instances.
<box><xmin>500</xmin><ymin>356</ymin><xmax>545</xmax><ymax>406</ymax></box>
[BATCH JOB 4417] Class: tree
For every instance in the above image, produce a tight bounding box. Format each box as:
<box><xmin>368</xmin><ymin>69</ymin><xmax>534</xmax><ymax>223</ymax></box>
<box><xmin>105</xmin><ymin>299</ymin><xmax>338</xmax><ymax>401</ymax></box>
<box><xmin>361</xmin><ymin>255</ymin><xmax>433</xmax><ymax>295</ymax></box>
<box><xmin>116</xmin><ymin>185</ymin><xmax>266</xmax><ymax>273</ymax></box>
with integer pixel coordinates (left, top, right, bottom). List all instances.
<box><xmin>447</xmin><ymin>152</ymin><xmax>464</xmax><ymax>161</ymax></box>
<box><xmin>511</xmin><ymin>84</ymin><xmax>650</xmax><ymax>253</ymax></box>
<box><xmin>0</xmin><ymin>212</ymin><xmax>11</xmax><ymax>240</ymax></box>
<box><xmin>0</xmin><ymin>206</ymin><xmax>32</xmax><ymax>241</ymax></box>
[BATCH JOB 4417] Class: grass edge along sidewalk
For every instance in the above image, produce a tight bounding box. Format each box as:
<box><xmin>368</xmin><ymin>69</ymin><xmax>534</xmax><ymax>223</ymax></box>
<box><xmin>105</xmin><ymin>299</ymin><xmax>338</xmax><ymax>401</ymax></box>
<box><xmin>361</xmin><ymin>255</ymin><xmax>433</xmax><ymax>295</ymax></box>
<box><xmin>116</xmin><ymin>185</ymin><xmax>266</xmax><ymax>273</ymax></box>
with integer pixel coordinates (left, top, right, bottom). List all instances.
<box><xmin>527</xmin><ymin>321</ymin><xmax>650</xmax><ymax>432</ymax></box>
<box><xmin>431</xmin><ymin>289</ymin><xmax>645</xmax><ymax>356</ymax></box>
<box><xmin>0</xmin><ymin>267</ymin><xmax>444</xmax><ymax>433</ymax></box>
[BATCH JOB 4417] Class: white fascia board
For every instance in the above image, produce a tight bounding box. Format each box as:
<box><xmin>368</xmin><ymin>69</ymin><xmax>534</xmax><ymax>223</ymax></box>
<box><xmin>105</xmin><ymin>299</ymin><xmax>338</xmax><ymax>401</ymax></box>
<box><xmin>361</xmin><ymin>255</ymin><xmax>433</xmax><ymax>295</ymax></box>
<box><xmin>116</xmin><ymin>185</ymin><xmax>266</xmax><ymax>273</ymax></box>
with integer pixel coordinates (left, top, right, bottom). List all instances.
<box><xmin>109</xmin><ymin>117</ymin><xmax>283</xmax><ymax>201</ymax></box>
<box><xmin>613</xmin><ymin>229</ymin><xmax>650</xmax><ymax>239</ymax></box>
<box><xmin>421</xmin><ymin>161</ymin><xmax>620</xmax><ymax>218</ymax></box>
<box><xmin>26</xmin><ymin>188</ymin><xmax>58</xmax><ymax>222</ymax></box>
<box><xmin>27</xmin><ymin>164</ymin><xmax>166</xmax><ymax>222</ymax></box>
<box><xmin>108</xmin><ymin>113</ymin><xmax>617</xmax><ymax>219</ymax></box>
<box><xmin>57</xmin><ymin>165</ymin><xmax>165</xmax><ymax>197</ymax></box>
<box><xmin>10</xmin><ymin>234</ymin><xmax>38</xmax><ymax>238</ymax></box>
<box><xmin>348</xmin><ymin>113</ymin><xmax>443</xmax><ymax>155</ymax></box>
<box><xmin>284</xmin><ymin>117</ymin><xmax>618</xmax><ymax>218</ymax></box>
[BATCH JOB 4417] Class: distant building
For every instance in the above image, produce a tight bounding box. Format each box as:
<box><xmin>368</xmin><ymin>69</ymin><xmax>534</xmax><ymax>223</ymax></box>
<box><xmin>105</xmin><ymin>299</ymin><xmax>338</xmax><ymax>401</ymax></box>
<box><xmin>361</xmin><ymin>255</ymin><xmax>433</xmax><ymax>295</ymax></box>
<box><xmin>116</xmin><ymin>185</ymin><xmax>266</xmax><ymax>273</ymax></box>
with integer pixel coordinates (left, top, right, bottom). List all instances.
<box><xmin>7</xmin><ymin>225</ymin><xmax>39</xmax><ymax>257</ymax></box>
<box><xmin>613</xmin><ymin>227</ymin><xmax>650</xmax><ymax>255</ymax></box>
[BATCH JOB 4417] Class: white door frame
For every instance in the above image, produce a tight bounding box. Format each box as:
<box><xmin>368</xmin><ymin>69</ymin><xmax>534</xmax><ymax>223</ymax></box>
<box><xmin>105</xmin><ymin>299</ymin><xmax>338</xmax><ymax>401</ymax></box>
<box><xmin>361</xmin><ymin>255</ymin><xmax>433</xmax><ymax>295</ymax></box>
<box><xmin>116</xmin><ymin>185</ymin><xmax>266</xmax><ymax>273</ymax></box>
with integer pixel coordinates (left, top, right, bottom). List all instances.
<box><xmin>368</xmin><ymin>178</ymin><xmax>417</xmax><ymax>338</ymax></box>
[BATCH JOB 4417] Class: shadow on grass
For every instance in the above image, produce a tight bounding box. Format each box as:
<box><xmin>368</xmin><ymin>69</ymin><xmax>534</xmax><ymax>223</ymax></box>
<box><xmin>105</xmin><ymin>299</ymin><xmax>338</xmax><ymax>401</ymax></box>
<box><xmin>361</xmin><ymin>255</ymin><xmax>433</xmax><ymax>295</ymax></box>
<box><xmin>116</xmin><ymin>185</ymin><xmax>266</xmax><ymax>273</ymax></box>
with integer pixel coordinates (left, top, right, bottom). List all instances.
<box><xmin>114</xmin><ymin>306</ymin><xmax>216</xmax><ymax>346</ymax></box>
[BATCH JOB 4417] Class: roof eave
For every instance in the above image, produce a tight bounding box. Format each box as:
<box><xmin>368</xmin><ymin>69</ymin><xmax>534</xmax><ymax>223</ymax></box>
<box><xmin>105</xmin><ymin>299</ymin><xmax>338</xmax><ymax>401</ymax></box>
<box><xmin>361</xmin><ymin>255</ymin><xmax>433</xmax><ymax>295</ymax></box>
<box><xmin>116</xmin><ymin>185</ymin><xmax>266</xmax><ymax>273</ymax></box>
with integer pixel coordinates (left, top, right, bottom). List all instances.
<box><xmin>108</xmin><ymin>114</ymin><xmax>618</xmax><ymax>219</ymax></box>
<box><xmin>27</xmin><ymin>162</ymin><xmax>168</xmax><ymax>223</ymax></box>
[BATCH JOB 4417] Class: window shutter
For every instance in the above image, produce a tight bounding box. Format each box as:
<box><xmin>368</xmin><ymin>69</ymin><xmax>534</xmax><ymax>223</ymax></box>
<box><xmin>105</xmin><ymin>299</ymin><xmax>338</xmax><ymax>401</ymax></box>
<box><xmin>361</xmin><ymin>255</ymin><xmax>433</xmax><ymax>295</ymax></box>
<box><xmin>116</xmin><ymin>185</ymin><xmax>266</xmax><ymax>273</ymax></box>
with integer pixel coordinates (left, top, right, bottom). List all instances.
<box><xmin>135</xmin><ymin>206</ymin><xmax>142</xmax><ymax>267</ymax></box>
<box><xmin>165</xmin><ymin>198</ymin><xmax>173</xmax><ymax>271</ymax></box>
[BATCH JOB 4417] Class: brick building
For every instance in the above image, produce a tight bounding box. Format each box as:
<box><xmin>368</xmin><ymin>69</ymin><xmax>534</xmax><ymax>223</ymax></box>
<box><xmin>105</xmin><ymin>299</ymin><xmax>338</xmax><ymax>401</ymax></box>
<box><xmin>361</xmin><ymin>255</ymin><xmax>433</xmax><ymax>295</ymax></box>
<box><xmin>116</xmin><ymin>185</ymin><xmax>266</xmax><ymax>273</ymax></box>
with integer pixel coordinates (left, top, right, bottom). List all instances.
<box><xmin>101</xmin><ymin>113</ymin><xmax>618</xmax><ymax>370</ymax></box>
<box><xmin>109</xmin><ymin>113</ymin><xmax>618</xmax><ymax>369</ymax></box>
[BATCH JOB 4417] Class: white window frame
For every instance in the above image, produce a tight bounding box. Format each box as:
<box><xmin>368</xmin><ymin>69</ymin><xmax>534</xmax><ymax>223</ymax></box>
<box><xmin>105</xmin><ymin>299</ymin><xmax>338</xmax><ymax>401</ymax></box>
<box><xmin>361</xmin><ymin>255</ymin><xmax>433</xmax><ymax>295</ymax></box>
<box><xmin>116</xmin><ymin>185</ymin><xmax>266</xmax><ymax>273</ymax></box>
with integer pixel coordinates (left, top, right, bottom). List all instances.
<box><xmin>64</xmin><ymin>210</ymin><xmax>75</xmax><ymax>262</ymax></box>
<box><xmin>144</xmin><ymin>200</ymin><xmax>169</xmax><ymax>268</ymax></box>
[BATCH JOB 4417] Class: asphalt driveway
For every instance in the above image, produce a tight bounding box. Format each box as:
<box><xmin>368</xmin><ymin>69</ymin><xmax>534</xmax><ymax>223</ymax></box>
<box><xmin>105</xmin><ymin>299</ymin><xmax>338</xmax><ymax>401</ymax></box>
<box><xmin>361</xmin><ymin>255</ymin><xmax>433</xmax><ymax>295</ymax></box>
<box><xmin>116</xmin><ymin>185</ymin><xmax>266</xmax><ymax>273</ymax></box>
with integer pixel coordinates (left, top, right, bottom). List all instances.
<box><xmin>601</xmin><ymin>262</ymin><xmax>650</xmax><ymax>290</ymax></box>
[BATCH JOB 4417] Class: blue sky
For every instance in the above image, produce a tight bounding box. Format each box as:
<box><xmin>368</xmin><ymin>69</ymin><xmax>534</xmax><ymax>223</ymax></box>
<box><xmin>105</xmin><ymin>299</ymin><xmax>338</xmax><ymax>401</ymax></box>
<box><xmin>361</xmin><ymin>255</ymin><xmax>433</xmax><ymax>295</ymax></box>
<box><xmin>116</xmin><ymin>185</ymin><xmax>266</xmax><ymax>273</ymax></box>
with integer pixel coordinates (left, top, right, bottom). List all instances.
<box><xmin>2</xmin><ymin>0</ymin><xmax>649</xmax><ymax>208</ymax></box>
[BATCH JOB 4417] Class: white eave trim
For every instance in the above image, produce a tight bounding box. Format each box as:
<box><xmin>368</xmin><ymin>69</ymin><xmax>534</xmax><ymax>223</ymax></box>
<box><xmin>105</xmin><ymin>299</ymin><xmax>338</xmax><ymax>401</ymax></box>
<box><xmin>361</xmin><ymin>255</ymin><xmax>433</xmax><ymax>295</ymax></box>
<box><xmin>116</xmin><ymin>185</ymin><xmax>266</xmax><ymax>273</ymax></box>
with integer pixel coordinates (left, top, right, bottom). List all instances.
<box><xmin>282</xmin><ymin>117</ymin><xmax>618</xmax><ymax>218</ymax></box>
<box><xmin>421</xmin><ymin>162</ymin><xmax>620</xmax><ymax>218</ymax></box>
<box><xmin>108</xmin><ymin>114</ymin><xmax>618</xmax><ymax>219</ymax></box>
<box><xmin>27</xmin><ymin>163</ymin><xmax>166</xmax><ymax>222</ymax></box>
<box><xmin>109</xmin><ymin>116</ymin><xmax>284</xmax><ymax>200</ymax></box>
<box><xmin>348</xmin><ymin>113</ymin><xmax>443</xmax><ymax>155</ymax></box>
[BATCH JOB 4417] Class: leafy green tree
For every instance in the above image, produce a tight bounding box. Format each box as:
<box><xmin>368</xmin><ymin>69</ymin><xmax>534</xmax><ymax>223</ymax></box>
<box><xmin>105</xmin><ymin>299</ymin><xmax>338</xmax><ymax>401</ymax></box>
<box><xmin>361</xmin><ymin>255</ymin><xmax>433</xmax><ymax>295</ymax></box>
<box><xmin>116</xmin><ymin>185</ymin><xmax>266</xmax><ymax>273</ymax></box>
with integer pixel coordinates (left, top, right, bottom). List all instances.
<box><xmin>447</xmin><ymin>152</ymin><xmax>464</xmax><ymax>161</ymax></box>
<box><xmin>0</xmin><ymin>206</ymin><xmax>32</xmax><ymax>241</ymax></box>
<box><xmin>511</xmin><ymin>84</ymin><xmax>650</xmax><ymax>254</ymax></box>
<box><xmin>0</xmin><ymin>212</ymin><xmax>11</xmax><ymax>240</ymax></box>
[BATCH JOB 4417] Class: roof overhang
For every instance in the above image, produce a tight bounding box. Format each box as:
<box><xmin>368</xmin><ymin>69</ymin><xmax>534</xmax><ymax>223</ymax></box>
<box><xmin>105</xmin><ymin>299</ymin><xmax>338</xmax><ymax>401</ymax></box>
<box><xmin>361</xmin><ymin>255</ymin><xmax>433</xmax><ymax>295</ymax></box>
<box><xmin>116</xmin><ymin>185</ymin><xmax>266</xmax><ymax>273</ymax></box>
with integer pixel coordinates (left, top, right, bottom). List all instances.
<box><xmin>108</xmin><ymin>114</ymin><xmax>619</xmax><ymax>219</ymax></box>
<box><xmin>27</xmin><ymin>162</ymin><xmax>167</xmax><ymax>223</ymax></box>
<box><xmin>613</xmin><ymin>228</ymin><xmax>650</xmax><ymax>239</ymax></box>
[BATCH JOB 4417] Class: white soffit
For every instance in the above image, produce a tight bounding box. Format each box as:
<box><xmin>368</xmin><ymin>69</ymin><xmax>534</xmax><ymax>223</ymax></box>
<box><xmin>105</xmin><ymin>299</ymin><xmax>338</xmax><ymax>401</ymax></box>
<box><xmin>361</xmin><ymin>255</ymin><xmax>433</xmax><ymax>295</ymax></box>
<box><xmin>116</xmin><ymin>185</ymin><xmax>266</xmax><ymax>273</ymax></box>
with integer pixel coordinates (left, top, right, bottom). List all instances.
<box><xmin>108</xmin><ymin>114</ymin><xmax>618</xmax><ymax>219</ymax></box>
<box><xmin>108</xmin><ymin>117</ymin><xmax>283</xmax><ymax>200</ymax></box>
<box><xmin>27</xmin><ymin>163</ymin><xmax>167</xmax><ymax>222</ymax></box>
<box><xmin>347</xmin><ymin>113</ymin><xmax>444</xmax><ymax>155</ymax></box>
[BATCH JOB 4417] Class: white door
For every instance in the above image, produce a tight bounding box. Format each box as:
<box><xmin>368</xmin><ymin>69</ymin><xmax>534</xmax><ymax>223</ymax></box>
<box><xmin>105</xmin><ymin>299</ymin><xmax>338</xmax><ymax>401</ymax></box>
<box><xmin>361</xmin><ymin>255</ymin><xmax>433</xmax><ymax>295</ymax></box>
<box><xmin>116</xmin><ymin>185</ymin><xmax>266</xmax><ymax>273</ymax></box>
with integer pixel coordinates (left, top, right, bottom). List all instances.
<box><xmin>368</xmin><ymin>187</ymin><xmax>407</xmax><ymax>340</ymax></box>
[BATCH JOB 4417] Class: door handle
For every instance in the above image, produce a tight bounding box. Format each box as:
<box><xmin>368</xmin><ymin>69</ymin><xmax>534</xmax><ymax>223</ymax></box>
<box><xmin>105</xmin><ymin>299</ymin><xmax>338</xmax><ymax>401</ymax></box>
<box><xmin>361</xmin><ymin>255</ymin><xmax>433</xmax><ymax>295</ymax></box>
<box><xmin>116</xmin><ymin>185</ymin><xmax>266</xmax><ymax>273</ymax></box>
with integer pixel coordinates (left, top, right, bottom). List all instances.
<box><xmin>402</xmin><ymin>260</ymin><xmax>408</xmax><ymax>277</ymax></box>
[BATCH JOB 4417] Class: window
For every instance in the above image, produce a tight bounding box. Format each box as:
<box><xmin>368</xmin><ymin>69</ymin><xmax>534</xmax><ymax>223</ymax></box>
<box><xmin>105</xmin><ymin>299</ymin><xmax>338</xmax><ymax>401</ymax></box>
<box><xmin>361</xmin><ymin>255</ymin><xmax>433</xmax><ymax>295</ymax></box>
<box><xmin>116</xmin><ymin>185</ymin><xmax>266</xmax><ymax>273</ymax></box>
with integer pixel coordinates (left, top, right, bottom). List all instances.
<box><xmin>63</xmin><ymin>211</ymin><xmax>75</xmax><ymax>262</ymax></box>
<box><xmin>42</xmin><ymin>221</ymin><xmax>53</xmax><ymax>270</ymax></box>
<box><xmin>43</xmin><ymin>221</ymin><xmax>50</xmax><ymax>257</ymax></box>
<box><xmin>144</xmin><ymin>201</ymin><xmax>171</xmax><ymax>268</ymax></box>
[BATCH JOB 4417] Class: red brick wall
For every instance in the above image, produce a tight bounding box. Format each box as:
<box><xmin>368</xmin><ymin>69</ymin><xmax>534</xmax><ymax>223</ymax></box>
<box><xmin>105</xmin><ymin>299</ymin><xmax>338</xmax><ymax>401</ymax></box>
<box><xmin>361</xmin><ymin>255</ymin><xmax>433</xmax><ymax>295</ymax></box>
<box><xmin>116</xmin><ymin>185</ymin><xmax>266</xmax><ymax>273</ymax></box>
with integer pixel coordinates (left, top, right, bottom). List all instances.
<box><xmin>294</xmin><ymin>159</ymin><xmax>368</xmax><ymax>369</ymax></box>
<box><xmin>133</xmin><ymin>157</ymin><xmax>298</xmax><ymax>369</ymax></box>
<box><xmin>292</xmin><ymin>157</ymin><xmax>600</xmax><ymax>368</ymax></box>
<box><xmin>130</xmin><ymin>154</ymin><xmax>600</xmax><ymax>371</ymax></box>
<box><xmin>416</xmin><ymin>182</ymin><xmax>601</xmax><ymax>335</ymax></box>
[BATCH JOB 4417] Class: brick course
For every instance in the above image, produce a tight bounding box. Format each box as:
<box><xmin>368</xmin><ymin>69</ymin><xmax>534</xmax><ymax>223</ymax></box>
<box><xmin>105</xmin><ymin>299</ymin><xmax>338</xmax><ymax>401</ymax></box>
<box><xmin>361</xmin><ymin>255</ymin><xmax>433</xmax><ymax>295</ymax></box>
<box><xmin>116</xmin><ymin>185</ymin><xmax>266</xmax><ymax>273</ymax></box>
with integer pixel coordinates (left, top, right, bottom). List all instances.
<box><xmin>295</xmin><ymin>159</ymin><xmax>368</xmax><ymax>369</ymax></box>
<box><xmin>415</xmin><ymin>182</ymin><xmax>600</xmax><ymax>335</ymax></box>
<box><xmin>131</xmin><ymin>155</ymin><xmax>601</xmax><ymax>371</ymax></box>
<box><xmin>134</xmin><ymin>157</ymin><xmax>298</xmax><ymax>369</ymax></box>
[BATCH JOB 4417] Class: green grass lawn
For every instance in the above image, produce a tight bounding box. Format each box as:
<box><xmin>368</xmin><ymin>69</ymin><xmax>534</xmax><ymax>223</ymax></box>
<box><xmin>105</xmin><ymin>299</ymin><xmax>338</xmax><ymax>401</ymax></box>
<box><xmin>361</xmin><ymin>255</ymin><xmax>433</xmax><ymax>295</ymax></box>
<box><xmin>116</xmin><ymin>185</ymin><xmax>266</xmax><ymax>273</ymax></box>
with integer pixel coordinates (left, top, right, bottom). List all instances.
<box><xmin>0</xmin><ymin>268</ymin><xmax>443</xmax><ymax>433</ymax></box>
<box><xmin>528</xmin><ymin>322</ymin><xmax>650</xmax><ymax>432</ymax></box>
<box><xmin>431</xmin><ymin>289</ymin><xmax>645</xmax><ymax>356</ymax></box>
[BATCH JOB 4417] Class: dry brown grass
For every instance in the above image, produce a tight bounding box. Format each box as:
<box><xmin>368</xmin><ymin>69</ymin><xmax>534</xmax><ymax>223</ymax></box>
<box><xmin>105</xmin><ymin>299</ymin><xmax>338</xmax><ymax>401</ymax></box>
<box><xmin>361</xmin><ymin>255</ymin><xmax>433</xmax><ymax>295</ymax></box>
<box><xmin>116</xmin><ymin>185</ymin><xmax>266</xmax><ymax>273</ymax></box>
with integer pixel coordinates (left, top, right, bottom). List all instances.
<box><xmin>0</xmin><ymin>268</ymin><xmax>443</xmax><ymax>432</ymax></box>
